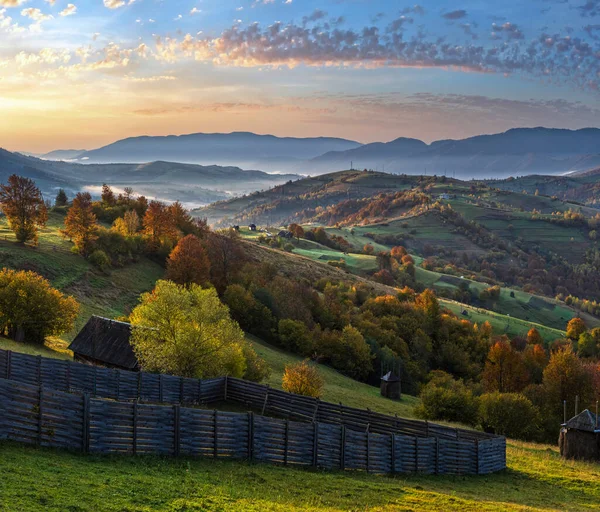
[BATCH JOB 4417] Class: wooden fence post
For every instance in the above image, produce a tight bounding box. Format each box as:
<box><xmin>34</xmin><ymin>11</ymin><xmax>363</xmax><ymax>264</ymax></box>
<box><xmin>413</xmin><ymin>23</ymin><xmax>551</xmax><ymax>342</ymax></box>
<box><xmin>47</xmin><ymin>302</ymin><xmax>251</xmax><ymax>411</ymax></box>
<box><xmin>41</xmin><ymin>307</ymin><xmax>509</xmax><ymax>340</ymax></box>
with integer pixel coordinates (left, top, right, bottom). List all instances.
<box><xmin>37</xmin><ymin>384</ymin><xmax>43</xmax><ymax>446</ymax></box>
<box><xmin>5</xmin><ymin>350</ymin><xmax>11</xmax><ymax>380</ymax></box>
<box><xmin>390</xmin><ymin>434</ymin><xmax>396</xmax><ymax>474</ymax></box>
<box><xmin>340</xmin><ymin>425</ymin><xmax>346</xmax><ymax>471</ymax></box>
<box><xmin>312</xmin><ymin>399</ymin><xmax>320</xmax><ymax>422</ymax></box>
<box><xmin>248</xmin><ymin>412</ymin><xmax>254</xmax><ymax>461</ymax></box>
<box><xmin>132</xmin><ymin>402</ymin><xmax>138</xmax><ymax>456</ymax></box>
<box><xmin>224</xmin><ymin>376</ymin><xmax>228</xmax><ymax>401</ymax></box>
<box><xmin>82</xmin><ymin>393</ymin><xmax>90</xmax><ymax>454</ymax></box>
<box><xmin>312</xmin><ymin>422</ymin><xmax>319</xmax><ymax>468</ymax></box>
<box><xmin>213</xmin><ymin>410</ymin><xmax>218</xmax><ymax>458</ymax></box>
<box><xmin>284</xmin><ymin>419</ymin><xmax>289</xmax><ymax>466</ymax></box>
<box><xmin>415</xmin><ymin>436</ymin><xmax>419</xmax><ymax>473</ymax></box>
<box><xmin>66</xmin><ymin>361</ymin><xmax>71</xmax><ymax>392</ymax></box>
<box><xmin>159</xmin><ymin>374</ymin><xmax>163</xmax><ymax>403</ymax></box>
<box><xmin>173</xmin><ymin>404</ymin><xmax>180</xmax><ymax>457</ymax></box>
<box><xmin>198</xmin><ymin>378</ymin><xmax>202</xmax><ymax>404</ymax></box>
<box><xmin>137</xmin><ymin>372</ymin><xmax>142</xmax><ymax>401</ymax></box>
<box><xmin>37</xmin><ymin>355</ymin><xmax>42</xmax><ymax>385</ymax></box>
<box><xmin>475</xmin><ymin>440</ymin><xmax>480</xmax><ymax>475</ymax></box>
<box><xmin>366</xmin><ymin>425</ymin><xmax>370</xmax><ymax>473</ymax></box>
<box><xmin>261</xmin><ymin>388</ymin><xmax>270</xmax><ymax>416</ymax></box>
<box><xmin>435</xmin><ymin>438</ymin><xmax>440</xmax><ymax>475</ymax></box>
<box><xmin>179</xmin><ymin>377</ymin><xmax>184</xmax><ymax>405</ymax></box>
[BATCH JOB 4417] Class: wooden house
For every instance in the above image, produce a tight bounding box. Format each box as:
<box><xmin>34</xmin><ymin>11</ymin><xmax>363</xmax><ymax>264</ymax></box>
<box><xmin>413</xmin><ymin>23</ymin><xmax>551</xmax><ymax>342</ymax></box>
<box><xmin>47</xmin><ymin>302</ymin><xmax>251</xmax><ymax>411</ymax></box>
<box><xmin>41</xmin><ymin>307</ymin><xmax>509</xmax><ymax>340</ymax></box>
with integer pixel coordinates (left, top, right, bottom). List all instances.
<box><xmin>380</xmin><ymin>371</ymin><xmax>401</xmax><ymax>399</ymax></box>
<box><xmin>68</xmin><ymin>316</ymin><xmax>139</xmax><ymax>371</ymax></box>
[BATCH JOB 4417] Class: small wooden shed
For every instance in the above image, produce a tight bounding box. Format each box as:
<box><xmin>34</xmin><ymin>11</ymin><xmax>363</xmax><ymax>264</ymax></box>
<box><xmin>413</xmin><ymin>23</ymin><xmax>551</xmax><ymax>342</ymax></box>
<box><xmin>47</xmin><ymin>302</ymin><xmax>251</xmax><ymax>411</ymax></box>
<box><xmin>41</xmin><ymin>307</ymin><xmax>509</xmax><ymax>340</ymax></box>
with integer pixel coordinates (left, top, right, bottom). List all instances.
<box><xmin>68</xmin><ymin>316</ymin><xmax>139</xmax><ymax>371</ymax></box>
<box><xmin>559</xmin><ymin>409</ymin><xmax>600</xmax><ymax>462</ymax></box>
<box><xmin>380</xmin><ymin>371</ymin><xmax>401</xmax><ymax>399</ymax></box>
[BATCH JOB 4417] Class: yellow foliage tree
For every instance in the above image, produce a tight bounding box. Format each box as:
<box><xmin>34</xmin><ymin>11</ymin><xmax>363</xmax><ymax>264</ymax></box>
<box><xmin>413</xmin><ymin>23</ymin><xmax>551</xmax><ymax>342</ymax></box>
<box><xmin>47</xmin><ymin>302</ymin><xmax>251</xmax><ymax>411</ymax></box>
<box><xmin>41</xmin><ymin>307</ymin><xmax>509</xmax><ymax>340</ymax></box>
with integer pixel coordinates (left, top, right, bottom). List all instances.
<box><xmin>282</xmin><ymin>360</ymin><xmax>324</xmax><ymax>398</ymax></box>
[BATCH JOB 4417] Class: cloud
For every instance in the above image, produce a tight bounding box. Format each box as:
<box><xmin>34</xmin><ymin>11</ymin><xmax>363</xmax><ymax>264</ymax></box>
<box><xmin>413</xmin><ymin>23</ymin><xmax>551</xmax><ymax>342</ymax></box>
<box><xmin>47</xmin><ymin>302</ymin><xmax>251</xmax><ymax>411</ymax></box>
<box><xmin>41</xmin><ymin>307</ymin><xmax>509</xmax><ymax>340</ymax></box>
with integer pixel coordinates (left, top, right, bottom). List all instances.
<box><xmin>580</xmin><ymin>0</ymin><xmax>600</xmax><ymax>17</ymax></box>
<box><xmin>491</xmin><ymin>21</ymin><xmax>524</xmax><ymax>40</ymax></box>
<box><xmin>60</xmin><ymin>4</ymin><xmax>76</xmax><ymax>17</ymax></box>
<box><xmin>154</xmin><ymin>17</ymin><xmax>598</xmax><ymax>91</ymax></box>
<box><xmin>21</xmin><ymin>7</ymin><xmax>53</xmax><ymax>22</ymax></box>
<box><xmin>442</xmin><ymin>10</ymin><xmax>467</xmax><ymax>20</ymax></box>
<box><xmin>0</xmin><ymin>0</ymin><xmax>27</xmax><ymax>6</ymax></box>
<box><xmin>103</xmin><ymin>0</ymin><xmax>125</xmax><ymax>9</ymax></box>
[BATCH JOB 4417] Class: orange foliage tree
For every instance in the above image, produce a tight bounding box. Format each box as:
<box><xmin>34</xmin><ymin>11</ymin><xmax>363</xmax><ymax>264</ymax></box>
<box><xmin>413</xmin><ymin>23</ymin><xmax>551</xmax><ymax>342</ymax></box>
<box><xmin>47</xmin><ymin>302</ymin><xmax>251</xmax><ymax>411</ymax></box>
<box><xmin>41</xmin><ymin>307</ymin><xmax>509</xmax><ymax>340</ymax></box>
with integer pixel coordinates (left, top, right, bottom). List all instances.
<box><xmin>566</xmin><ymin>317</ymin><xmax>586</xmax><ymax>341</ymax></box>
<box><xmin>62</xmin><ymin>192</ymin><xmax>98</xmax><ymax>255</ymax></box>
<box><xmin>0</xmin><ymin>174</ymin><xmax>47</xmax><ymax>244</ymax></box>
<box><xmin>483</xmin><ymin>339</ymin><xmax>529</xmax><ymax>393</ymax></box>
<box><xmin>165</xmin><ymin>234</ymin><xmax>210</xmax><ymax>286</ymax></box>
<box><xmin>526</xmin><ymin>328</ymin><xmax>544</xmax><ymax>346</ymax></box>
<box><xmin>143</xmin><ymin>200</ymin><xmax>178</xmax><ymax>249</ymax></box>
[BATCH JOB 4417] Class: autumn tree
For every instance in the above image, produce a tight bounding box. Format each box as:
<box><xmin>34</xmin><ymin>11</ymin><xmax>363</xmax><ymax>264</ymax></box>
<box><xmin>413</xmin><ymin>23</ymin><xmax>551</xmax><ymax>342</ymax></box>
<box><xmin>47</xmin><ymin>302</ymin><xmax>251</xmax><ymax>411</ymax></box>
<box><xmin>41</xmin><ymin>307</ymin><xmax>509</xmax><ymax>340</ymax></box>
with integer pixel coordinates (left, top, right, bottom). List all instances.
<box><xmin>112</xmin><ymin>209</ymin><xmax>140</xmax><ymax>237</ymax></box>
<box><xmin>165</xmin><ymin>234</ymin><xmax>210</xmax><ymax>286</ymax></box>
<box><xmin>205</xmin><ymin>229</ymin><xmax>246</xmax><ymax>292</ymax></box>
<box><xmin>282</xmin><ymin>360</ymin><xmax>324</xmax><ymax>398</ymax></box>
<box><xmin>130</xmin><ymin>280</ymin><xmax>264</xmax><ymax>378</ymax></box>
<box><xmin>542</xmin><ymin>346</ymin><xmax>593</xmax><ymax>414</ymax></box>
<box><xmin>288</xmin><ymin>223</ymin><xmax>305</xmax><ymax>241</ymax></box>
<box><xmin>363</xmin><ymin>243</ymin><xmax>374</xmax><ymax>255</ymax></box>
<box><xmin>527</xmin><ymin>328</ymin><xmax>543</xmax><ymax>346</ymax></box>
<box><xmin>101</xmin><ymin>184</ymin><xmax>116</xmax><ymax>207</ymax></box>
<box><xmin>143</xmin><ymin>200</ymin><xmax>178</xmax><ymax>249</ymax></box>
<box><xmin>390</xmin><ymin>246</ymin><xmax>407</xmax><ymax>260</ymax></box>
<box><xmin>169</xmin><ymin>201</ymin><xmax>196</xmax><ymax>235</ymax></box>
<box><xmin>55</xmin><ymin>189</ymin><xmax>68</xmax><ymax>207</ymax></box>
<box><xmin>483</xmin><ymin>339</ymin><xmax>529</xmax><ymax>393</ymax></box>
<box><xmin>0</xmin><ymin>269</ymin><xmax>79</xmax><ymax>343</ymax></box>
<box><xmin>566</xmin><ymin>317</ymin><xmax>586</xmax><ymax>341</ymax></box>
<box><xmin>62</xmin><ymin>192</ymin><xmax>98</xmax><ymax>255</ymax></box>
<box><xmin>0</xmin><ymin>175</ymin><xmax>48</xmax><ymax>244</ymax></box>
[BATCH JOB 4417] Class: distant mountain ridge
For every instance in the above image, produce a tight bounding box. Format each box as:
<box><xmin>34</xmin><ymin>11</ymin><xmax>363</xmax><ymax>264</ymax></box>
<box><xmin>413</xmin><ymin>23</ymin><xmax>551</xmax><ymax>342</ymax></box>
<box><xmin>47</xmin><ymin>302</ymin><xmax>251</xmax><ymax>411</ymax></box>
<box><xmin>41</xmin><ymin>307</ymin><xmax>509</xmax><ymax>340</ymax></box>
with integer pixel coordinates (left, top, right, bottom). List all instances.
<box><xmin>40</xmin><ymin>127</ymin><xmax>600</xmax><ymax>179</ymax></box>
<box><xmin>0</xmin><ymin>148</ymin><xmax>300</xmax><ymax>206</ymax></box>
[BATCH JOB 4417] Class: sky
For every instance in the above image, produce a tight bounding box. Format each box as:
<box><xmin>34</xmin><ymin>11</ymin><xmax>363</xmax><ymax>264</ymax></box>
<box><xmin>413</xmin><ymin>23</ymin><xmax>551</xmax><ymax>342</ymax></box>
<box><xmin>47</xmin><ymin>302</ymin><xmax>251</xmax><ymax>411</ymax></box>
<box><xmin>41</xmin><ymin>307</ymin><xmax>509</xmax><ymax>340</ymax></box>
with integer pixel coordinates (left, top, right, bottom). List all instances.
<box><xmin>0</xmin><ymin>0</ymin><xmax>599</xmax><ymax>153</ymax></box>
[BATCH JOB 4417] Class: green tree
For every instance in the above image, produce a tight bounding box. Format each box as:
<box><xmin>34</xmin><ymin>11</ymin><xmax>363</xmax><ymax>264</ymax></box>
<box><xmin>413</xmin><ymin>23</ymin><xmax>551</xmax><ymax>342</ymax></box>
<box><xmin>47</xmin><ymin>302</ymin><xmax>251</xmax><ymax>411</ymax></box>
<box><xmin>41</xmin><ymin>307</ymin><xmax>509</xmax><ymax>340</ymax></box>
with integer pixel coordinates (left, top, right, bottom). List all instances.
<box><xmin>0</xmin><ymin>269</ymin><xmax>79</xmax><ymax>343</ymax></box>
<box><xmin>0</xmin><ymin>175</ymin><xmax>48</xmax><ymax>244</ymax></box>
<box><xmin>130</xmin><ymin>280</ymin><xmax>262</xmax><ymax>379</ymax></box>
<box><xmin>55</xmin><ymin>189</ymin><xmax>68</xmax><ymax>207</ymax></box>
<box><xmin>330</xmin><ymin>325</ymin><xmax>373</xmax><ymax>380</ymax></box>
<box><xmin>278</xmin><ymin>318</ymin><xmax>314</xmax><ymax>356</ymax></box>
<box><xmin>479</xmin><ymin>392</ymin><xmax>540</xmax><ymax>440</ymax></box>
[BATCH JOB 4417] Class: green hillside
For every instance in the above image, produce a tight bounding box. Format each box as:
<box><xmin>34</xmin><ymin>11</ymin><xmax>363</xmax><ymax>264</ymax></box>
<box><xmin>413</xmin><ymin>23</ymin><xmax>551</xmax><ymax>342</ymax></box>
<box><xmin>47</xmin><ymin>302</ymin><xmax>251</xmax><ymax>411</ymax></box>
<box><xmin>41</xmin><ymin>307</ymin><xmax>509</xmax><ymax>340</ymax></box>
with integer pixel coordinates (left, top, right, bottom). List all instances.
<box><xmin>0</xmin><ymin>211</ymin><xmax>164</xmax><ymax>338</ymax></box>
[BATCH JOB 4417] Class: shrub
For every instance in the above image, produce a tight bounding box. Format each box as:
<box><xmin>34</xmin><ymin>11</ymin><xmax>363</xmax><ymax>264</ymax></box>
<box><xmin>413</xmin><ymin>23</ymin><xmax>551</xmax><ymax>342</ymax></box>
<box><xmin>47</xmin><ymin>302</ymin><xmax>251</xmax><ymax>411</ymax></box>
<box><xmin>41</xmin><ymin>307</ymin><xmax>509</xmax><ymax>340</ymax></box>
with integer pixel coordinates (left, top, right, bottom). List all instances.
<box><xmin>282</xmin><ymin>360</ymin><xmax>324</xmax><ymax>398</ymax></box>
<box><xmin>415</xmin><ymin>371</ymin><xmax>479</xmax><ymax>426</ymax></box>
<box><xmin>242</xmin><ymin>343</ymin><xmax>271</xmax><ymax>383</ymax></box>
<box><xmin>284</xmin><ymin>243</ymin><xmax>294</xmax><ymax>252</ymax></box>
<box><xmin>278</xmin><ymin>319</ymin><xmax>314</xmax><ymax>356</ymax></box>
<box><xmin>88</xmin><ymin>249</ymin><xmax>111</xmax><ymax>270</ymax></box>
<box><xmin>479</xmin><ymin>392</ymin><xmax>540</xmax><ymax>440</ymax></box>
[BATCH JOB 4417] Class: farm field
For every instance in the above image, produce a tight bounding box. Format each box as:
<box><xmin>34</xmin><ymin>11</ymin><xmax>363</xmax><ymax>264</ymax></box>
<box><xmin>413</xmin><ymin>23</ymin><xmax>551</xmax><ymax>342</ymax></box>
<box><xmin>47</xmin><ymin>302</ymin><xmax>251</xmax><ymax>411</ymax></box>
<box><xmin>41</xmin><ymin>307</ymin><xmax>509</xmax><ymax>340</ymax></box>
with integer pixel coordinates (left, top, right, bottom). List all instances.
<box><xmin>1</xmin><ymin>437</ymin><xmax>599</xmax><ymax>511</ymax></box>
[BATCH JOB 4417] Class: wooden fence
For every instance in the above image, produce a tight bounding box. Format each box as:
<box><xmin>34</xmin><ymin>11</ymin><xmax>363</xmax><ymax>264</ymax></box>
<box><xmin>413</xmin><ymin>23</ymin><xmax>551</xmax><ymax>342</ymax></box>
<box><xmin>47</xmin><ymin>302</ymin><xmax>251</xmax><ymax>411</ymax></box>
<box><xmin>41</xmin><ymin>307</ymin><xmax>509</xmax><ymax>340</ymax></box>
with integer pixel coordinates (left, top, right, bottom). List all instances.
<box><xmin>0</xmin><ymin>349</ymin><xmax>506</xmax><ymax>475</ymax></box>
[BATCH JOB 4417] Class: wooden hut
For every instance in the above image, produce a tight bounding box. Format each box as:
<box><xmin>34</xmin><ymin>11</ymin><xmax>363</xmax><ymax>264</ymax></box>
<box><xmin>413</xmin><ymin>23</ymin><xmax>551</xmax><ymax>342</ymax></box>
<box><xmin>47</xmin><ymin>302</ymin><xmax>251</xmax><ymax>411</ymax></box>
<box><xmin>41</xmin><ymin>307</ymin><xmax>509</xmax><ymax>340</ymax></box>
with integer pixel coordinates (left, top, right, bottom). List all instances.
<box><xmin>68</xmin><ymin>316</ymin><xmax>138</xmax><ymax>371</ymax></box>
<box><xmin>380</xmin><ymin>371</ymin><xmax>401</xmax><ymax>399</ymax></box>
<box><xmin>559</xmin><ymin>409</ymin><xmax>600</xmax><ymax>462</ymax></box>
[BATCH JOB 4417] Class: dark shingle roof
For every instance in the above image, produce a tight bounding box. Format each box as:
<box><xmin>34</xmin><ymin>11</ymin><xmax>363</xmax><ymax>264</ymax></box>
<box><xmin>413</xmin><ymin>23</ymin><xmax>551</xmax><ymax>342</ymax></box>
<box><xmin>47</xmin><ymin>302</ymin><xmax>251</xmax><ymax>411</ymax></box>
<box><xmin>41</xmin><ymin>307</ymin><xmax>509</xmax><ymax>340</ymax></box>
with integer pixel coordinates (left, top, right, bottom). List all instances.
<box><xmin>563</xmin><ymin>409</ymin><xmax>600</xmax><ymax>433</ymax></box>
<box><xmin>68</xmin><ymin>316</ymin><xmax>138</xmax><ymax>370</ymax></box>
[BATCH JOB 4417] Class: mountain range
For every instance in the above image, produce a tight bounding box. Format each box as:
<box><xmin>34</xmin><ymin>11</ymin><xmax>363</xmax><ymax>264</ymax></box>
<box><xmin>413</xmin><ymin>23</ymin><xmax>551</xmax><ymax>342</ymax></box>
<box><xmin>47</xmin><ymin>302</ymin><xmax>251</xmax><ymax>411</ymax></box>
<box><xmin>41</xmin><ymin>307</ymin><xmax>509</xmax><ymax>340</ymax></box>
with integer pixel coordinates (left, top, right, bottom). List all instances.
<box><xmin>0</xmin><ymin>149</ymin><xmax>298</xmax><ymax>207</ymax></box>
<box><xmin>38</xmin><ymin>127</ymin><xmax>600</xmax><ymax>179</ymax></box>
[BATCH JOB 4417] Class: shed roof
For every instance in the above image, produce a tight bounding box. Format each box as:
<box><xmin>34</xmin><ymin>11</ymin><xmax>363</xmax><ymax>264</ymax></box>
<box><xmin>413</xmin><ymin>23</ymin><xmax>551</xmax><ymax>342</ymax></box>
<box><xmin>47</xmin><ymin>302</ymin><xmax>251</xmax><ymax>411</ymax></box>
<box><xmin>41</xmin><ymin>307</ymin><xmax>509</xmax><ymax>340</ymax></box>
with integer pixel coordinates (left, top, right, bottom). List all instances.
<box><xmin>68</xmin><ymin>316</ymin><xmax>138</xmax><ymax>370</ymax></box>
<box><xmin>381</xmin><ymin>371</ymin><xmax>400</xmax><ymax>382</ymax></box>
<box><xmin>563</xmin><ymin>409</ymin><xmax>600</xmax><ymax>433</ymax></box>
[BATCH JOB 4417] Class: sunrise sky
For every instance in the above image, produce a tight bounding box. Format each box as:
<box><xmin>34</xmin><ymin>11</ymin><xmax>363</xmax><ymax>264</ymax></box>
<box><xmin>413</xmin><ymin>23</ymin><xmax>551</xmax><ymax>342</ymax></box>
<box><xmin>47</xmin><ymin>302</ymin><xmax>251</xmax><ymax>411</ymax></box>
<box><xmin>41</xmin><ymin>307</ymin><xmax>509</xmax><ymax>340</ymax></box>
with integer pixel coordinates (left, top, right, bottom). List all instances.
<box><xmin>1</xmin><ymin>0</ymin><xmax>599</xmax><ymax>153</ymax></box>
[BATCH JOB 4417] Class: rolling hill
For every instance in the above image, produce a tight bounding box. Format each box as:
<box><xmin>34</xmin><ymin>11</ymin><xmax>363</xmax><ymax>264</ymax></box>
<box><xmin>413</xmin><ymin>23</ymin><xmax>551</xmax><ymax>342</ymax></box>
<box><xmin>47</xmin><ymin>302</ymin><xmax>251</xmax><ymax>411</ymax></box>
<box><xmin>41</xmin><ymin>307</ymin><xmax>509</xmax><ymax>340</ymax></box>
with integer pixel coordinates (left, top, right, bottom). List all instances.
<box><xmin>0</xmin><ymin>148</ymin><xmax>300</xmax><ymax>206</ymax></box>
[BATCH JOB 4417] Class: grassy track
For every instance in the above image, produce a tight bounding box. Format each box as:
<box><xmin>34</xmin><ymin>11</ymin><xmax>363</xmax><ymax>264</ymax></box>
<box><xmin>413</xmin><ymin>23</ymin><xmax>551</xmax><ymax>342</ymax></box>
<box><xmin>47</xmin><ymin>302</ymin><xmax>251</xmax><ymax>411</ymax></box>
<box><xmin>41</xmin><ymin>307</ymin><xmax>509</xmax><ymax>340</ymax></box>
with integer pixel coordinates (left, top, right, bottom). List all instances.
<box><xmin>1</xmin><ymin>439</ymin><xmax>599</xmax><ymax>511</ymax></box>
